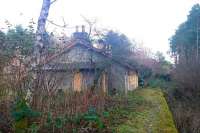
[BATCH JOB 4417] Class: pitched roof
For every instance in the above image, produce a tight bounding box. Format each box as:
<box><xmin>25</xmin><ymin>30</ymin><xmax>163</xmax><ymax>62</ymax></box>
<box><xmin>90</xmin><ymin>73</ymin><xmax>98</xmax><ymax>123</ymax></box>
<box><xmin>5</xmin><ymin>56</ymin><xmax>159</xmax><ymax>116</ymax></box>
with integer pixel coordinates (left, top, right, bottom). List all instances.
<box><xmin>42</xmin><ymin>38</ymin><xmax>136</xmax><ymax>71</ymax></box>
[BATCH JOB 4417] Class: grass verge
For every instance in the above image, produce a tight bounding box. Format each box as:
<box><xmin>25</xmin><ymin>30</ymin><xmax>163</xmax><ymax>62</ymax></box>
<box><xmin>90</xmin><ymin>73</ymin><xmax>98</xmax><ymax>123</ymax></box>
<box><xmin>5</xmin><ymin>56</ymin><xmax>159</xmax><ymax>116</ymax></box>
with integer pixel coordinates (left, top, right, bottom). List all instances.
<box><xmin>109</xmin><ymin>87</ymin><xmax>178</xmax><ymax>133</ymax></box>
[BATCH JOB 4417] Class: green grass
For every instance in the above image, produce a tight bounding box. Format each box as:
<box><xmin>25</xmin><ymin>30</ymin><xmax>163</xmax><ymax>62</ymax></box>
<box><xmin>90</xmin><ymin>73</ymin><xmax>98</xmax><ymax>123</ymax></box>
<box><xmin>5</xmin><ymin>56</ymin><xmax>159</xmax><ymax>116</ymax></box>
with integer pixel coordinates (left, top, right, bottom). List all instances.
<box><xmin>109</xmin><ymin>87</ymin><xmax>178</xmax><ymax>133</ymax></box>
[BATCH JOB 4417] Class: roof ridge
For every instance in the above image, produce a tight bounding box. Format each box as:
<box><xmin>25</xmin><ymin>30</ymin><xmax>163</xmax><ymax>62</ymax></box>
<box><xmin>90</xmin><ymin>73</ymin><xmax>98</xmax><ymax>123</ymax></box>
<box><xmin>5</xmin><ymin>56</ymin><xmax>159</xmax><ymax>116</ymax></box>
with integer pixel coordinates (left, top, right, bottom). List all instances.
<box><xmin>38</xmin><ymin>39</ymin><xmax>136</xmax><ymax>70</ymax></box>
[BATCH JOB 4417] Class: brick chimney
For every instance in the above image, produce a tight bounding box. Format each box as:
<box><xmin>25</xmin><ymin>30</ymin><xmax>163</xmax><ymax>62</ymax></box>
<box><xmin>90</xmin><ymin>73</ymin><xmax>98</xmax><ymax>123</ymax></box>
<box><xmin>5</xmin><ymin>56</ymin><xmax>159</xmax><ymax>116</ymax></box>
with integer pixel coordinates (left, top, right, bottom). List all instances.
<box><xmin>72</xmin><ymin>25</ymin><xmax>89</xmax><ymax>41</ymax></box>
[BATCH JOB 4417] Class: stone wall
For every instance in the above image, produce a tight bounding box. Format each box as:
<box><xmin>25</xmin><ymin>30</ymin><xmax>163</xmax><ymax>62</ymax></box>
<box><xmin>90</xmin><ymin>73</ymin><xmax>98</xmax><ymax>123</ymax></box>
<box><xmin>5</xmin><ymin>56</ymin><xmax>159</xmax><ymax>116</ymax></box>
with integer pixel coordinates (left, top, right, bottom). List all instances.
<box><xmin>46</xmin><ymin>44</ymin><xmax>138</xmax><ymax>93</ymax></box>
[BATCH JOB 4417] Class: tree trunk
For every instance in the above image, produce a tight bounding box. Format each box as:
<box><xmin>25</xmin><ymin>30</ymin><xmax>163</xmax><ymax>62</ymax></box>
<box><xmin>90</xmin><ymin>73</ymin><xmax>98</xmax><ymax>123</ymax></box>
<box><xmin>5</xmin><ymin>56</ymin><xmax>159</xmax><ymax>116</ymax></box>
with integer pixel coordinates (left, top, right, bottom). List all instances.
<box><xmin>34</xmin><ymin>0</ymin><xmax>51</xmax><ymax>64</ymax></box>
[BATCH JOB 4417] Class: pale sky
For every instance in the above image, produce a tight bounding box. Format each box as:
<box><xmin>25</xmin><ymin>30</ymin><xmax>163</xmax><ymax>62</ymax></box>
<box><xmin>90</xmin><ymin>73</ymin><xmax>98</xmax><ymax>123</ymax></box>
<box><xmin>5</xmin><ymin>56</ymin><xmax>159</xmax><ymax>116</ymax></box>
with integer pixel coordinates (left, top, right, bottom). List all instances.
<box><xmin>0</xmin><ymin>0</ymin><xmax>200</xmax><ymax>60</ymax></box>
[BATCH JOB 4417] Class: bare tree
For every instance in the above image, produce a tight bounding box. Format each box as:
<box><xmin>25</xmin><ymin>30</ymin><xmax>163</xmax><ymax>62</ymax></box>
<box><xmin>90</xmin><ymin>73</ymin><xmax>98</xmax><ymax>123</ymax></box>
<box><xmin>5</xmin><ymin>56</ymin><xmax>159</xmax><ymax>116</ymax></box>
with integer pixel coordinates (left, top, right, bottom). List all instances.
<box><xmin>34</xmin><ymin>0</ymin><xmax>57</xmax><ymax>64</ymax></box>
<box><xmin>81</xmin><ymin>15</ymin><xmax>97</xmax><ymax>38</ymax></box>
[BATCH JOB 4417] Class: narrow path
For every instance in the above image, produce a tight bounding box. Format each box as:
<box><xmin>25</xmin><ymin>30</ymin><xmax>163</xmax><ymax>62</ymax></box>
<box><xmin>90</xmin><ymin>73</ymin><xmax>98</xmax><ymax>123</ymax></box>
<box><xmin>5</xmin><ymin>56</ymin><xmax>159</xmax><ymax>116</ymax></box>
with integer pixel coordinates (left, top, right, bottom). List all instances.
<box><xmin>114</xmin><ymin>88</ymin><xmax>178</xmax><ymax>133</ymax></box>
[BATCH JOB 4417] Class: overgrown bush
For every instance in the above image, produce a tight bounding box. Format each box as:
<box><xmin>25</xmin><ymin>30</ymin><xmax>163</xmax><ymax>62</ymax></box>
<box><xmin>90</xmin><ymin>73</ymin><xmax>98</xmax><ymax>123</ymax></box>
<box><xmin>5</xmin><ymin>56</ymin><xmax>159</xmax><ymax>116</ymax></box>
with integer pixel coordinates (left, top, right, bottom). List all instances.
<box><xmin>11</xmin><ymin>98</ymin><xmax>40</xmax><ymax>133</ymax></box>
<box><xmin>0</xmin><ymin>88</ymin><xmax>115</xmax><ymax>133</ymax></box>
<box><xmin>165</xmin><ymin>89</ymin><xmax>200</xmax><ymax>133</ymax></box>
<box><xmin>148</xmin><ymin>78</ymin><xmax>167</xmax><ymax>88</ymax></box>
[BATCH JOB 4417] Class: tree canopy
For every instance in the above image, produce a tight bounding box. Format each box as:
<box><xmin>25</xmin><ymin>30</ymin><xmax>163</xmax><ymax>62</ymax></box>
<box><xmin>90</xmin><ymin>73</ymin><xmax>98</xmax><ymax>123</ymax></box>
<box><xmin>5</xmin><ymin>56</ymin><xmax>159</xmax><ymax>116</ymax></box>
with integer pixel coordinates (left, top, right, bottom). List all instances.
<box><xmin>0</xmin><ymin>25</ymin><xmax>34</xmax><ymax>70</ymax></box>
<box><xmin>103</xmin><ymin>31</ymin><xmax>133</xmax><ymax>59</ymax></box>
<box><xmin>169</xmin><ymin>4</ymin><xmax>200</xmax><ymax>96</ymax></box>
<box><xmin>170</xmin><ymin>4</ymin><xmax>200</xmax><ymax>61</ymax></box>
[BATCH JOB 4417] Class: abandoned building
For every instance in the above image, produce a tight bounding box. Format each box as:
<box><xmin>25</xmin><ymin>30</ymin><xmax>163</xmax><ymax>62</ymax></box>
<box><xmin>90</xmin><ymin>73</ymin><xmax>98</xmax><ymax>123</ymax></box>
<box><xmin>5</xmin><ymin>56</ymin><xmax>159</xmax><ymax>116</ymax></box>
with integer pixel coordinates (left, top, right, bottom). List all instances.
<box><xmin>41</xmin><ymin>26</ymin><xmax>139</xmax><ymax>94</ymax></box>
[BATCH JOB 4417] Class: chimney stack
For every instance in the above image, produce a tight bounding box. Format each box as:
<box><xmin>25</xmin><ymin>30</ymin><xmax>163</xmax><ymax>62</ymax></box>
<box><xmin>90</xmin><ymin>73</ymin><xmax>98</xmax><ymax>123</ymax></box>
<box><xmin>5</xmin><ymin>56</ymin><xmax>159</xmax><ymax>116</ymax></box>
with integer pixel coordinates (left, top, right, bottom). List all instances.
<box><xmin>73</xmin><ymin>25</ymin><xmax>89</xmax><ymax>41</ymax></box>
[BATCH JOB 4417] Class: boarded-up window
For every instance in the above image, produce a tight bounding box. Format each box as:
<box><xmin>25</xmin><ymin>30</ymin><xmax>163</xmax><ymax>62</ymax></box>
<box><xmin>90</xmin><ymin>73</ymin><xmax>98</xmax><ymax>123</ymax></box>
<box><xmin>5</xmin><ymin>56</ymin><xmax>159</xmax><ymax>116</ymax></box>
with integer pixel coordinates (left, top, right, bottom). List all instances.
<box><xmin>128</xmin><ymin>72</ymin><xmax>138</xmax><ymax>90</ymax></box>
<box><xmin>124</xmin><ymin>73</ymin><xmax>129</xmax><ymax>94</ymax></box>
<box><xmin>101</xmin><ymin>73</ymin><xmax>107</xmax><ymax>93</ymax></box>
<box><xmin>73</xmin><ymin>72</ymin><xmax>82</xmax><ymax>92</ymax></box>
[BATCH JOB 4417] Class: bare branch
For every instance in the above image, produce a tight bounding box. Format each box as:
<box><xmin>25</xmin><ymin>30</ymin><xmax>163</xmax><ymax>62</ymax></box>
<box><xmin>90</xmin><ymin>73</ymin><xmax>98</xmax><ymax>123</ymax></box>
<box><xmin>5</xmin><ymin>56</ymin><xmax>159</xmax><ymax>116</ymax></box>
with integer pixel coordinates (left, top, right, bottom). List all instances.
<box><xmin>62</xmin><ymin>17</ymin><xmax>67</xmax><ymax>27</ymax></box>
<box><xmin>50</xmin><ymin>0</ymin><xmax>57</xmax><ymax>5</ymax></box>
<box><xmin>81</xmin><ymin>15</ymin><xmax>97</xmax><ymax>37</ymax></box>
<box><xmin>47</xmin><ymin>19</ymin><xmax>68</xmax><ymax>28</ymax></box>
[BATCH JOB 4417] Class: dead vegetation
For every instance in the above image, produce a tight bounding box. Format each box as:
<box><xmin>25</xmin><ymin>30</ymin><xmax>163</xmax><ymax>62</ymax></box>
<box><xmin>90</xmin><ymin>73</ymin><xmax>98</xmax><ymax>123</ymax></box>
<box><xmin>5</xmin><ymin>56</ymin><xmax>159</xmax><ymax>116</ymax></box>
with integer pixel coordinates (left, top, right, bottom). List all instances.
<box><xmin>0</xmin><ymin>59</ymin><xmax>121</xmax><ymax>132</ymax></box>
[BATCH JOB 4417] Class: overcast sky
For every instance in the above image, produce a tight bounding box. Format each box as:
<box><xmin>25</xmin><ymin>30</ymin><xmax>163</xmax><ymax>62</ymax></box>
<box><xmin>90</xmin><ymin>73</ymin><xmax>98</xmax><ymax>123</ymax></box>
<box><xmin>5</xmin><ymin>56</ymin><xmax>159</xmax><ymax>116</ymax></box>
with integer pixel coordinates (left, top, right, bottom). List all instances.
<box><xmin>0</xmin><ymin>0</ymin><xmax>200</xmax><ymax>60</ymax></box>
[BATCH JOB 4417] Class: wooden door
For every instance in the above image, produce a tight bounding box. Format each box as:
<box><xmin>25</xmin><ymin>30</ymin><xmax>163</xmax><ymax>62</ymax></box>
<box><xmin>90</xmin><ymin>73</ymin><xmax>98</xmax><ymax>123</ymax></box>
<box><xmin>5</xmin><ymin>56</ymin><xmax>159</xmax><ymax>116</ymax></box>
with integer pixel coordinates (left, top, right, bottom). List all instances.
<box><xmin>101</xmin><ymin>73</ymin><xmax>107</xmax><ymax>93</ymax></box>
<box><xmin>73</xmin><ymin>72</ymin><xmax>82</xmax><ymax>92</ymax></box>
<box><xmin>128</xmin><ymin>72</ymin><xmax>138</xmax><ymax>90</ymax></box>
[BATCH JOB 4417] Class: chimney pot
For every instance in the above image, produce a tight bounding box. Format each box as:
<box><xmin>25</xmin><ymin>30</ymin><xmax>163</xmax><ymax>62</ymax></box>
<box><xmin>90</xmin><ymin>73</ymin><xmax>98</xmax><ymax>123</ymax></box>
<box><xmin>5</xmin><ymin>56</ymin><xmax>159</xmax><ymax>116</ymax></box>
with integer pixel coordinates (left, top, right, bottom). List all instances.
<box><xmin>75</xmin><ymin>25</ymin><xmax>79</xmax><ymax>32</ymax></box>
<box><xmin>82</xmin><ymin>25</ymin><xmax>85</xmax><ymax>32</ymax></box>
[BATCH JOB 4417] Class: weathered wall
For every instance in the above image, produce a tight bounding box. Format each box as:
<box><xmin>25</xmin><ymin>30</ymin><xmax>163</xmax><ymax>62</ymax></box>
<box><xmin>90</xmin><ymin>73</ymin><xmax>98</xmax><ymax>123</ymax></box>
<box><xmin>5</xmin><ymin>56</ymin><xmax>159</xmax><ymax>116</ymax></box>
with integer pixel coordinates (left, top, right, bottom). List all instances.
<box><xmin>45</xmin><ymin>70</ymin><xmax>96</xmax><ymax>92</ymax></box>
<box><xmin>48</xmin><ymin>44</ymin><xmax>110</xmax><ymax>91</ymax></box>
<box><xmin>43</xmin><ymin>71</ymin><xmax>73</xmax><ymax>91</ymax></box>
<box><xmin>108</xmin><ymin>65</ymin><xmax>138</xmax><ymax>93</ymax></box>
<box><xmin>80</xmin><ymin>70</ymin><xmax>95</xmax><ymax>90</ymax></box>
<box><xmin>52</xmin><ymin>45</ymin><xmax>107</xmax><ymax>64</ymax></box>
<box><xmin>46</xmin><ymin>44</ymin><xmax>138</xmax><ymax>93</ymax></box>
<box><xmin>108</xmin><ymin>63</ymin><xmax>127</xmax><ymax>93</ymax></box>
